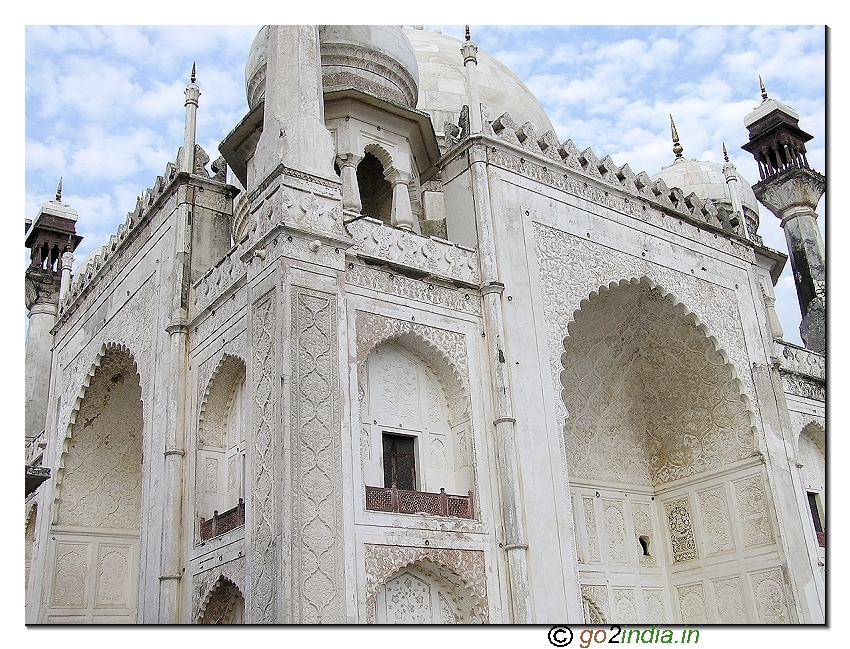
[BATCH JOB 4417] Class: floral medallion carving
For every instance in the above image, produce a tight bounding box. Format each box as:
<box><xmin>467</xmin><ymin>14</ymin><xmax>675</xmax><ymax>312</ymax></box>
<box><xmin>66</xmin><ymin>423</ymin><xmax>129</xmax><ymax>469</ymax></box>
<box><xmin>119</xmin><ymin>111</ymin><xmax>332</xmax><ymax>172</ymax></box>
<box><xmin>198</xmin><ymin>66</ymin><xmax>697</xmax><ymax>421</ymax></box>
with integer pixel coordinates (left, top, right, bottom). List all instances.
<box><xmin>750</xmin><ymin>568</ymin><xmax>790</xmax><ymax>623</ymax></box>
<box><xmin>603</xmin><ymin>500</ymin><xmax>629</xmax><ymax>564</ymax></box>
<box><xmin>712</xmin><ymin>576</ymin><xmax>747</xmax><ymax>624</ymax></box>
<box><xmin>677</xmin><ymin>583</ymin><xmax>709</xmax><ymax>624</ymax></box>
<box><xmin>733</xmin><ymin>475</ymin><xmax>775</xmax><ymax>547</ymax></box>
<box><xmin>698</xmin><ymin>486</ymin><xmax>734</xmax><ymax>555</ymax></box>
<box><xmin>582</xmin><ymin>497</ymin><xmax>601</xmax><ymax>563</ymax></box>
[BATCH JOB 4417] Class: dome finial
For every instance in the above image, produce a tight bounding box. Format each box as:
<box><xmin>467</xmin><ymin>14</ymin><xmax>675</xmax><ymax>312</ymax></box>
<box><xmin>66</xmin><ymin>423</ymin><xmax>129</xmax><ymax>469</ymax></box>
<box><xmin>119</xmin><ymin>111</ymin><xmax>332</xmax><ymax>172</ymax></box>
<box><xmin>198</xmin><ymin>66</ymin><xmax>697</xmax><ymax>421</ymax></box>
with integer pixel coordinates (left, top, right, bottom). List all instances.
<box><xmin>759</xmin><ymin>75</ymin><xmax>768</xmax><ymax>102</ymax></box>
<box><xmin>190</xmin><ymin>62</ymin><xmax>197</xmax><ymax>84</ymax></box>
<box><xmin>670</xmin><ymin>114</ymin><xmax>684</xmax><ymax>160</ymax></box>
<box><xmin>723</xmin><ymin>142</ymin><xmax>729</xmax><ymax>163</ymax></box>
<box><xmin>55</xmin><ymin>177</ymin><xmax>63</xmax><ymax>202</ymax></box>
<box><xmin>465</xmin><ymin>25</ymin><xmax>471</xmax><ymax>42</ymax></box>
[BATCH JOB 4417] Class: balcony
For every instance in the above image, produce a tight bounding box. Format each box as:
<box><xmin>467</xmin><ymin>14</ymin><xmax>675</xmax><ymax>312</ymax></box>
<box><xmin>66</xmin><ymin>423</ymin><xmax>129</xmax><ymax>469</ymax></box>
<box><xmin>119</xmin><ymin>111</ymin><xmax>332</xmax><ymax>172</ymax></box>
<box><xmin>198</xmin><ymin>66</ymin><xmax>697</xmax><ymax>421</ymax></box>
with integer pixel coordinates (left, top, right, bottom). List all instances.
<box><xmin>365</xmin><ymin>485</ymin><xmax>475</xmax><ymax>519</ymax></box>
<box><xmin>200</xmin><ymin>498</ymin><xmax>245</xmax><ymax>541</ymax></box>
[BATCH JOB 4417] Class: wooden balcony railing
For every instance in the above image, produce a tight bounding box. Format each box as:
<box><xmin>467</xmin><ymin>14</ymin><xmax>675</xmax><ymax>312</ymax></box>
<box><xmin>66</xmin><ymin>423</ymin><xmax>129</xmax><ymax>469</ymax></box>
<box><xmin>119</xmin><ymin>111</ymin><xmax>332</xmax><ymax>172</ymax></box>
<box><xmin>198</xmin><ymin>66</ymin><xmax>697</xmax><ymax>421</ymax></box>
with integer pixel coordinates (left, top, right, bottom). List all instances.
<box><xmin>365</xmin><ymin>485</ymin><xmax>475</xmax><ymax>519</ymax></box>
<box><xmin>200</xmin><ymin>498</ymin><xmax>245</xmax><ymax>541</ymax></box>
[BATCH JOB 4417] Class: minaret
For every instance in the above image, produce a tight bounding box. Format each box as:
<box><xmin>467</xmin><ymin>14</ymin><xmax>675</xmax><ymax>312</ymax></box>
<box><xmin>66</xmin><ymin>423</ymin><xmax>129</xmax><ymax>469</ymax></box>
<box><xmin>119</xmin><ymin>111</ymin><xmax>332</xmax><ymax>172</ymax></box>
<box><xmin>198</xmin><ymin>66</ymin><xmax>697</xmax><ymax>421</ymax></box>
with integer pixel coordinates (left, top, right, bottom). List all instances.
<box><xmin>741</xmin><ymin>78</ymin><xmax>825</xmax><ymax>352</ymax></box>
<box><xmin>24</xmin><ymin>180</ymin><xmax>82</xmax><ymax>444</ymax></box>
<box><xmin>722</xmin><ymin>143</ymin><xmax>745</xmax><ymax>232</ymax></box>
<box><xmin>179</xmin><ymin>63</ymin><xmax>200</xmax><ymax>174</ymax></box>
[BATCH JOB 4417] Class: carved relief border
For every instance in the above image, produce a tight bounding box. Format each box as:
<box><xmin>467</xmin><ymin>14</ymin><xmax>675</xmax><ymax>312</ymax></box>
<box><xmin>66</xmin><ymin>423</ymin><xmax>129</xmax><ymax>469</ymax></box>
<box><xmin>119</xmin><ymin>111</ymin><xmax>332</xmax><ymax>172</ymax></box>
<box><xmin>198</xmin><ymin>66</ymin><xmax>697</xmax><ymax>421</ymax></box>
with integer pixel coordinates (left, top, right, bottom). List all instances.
<box><xmin>249</xmin><ymin>292</ymin><xmax>277</xmax><ymax>623</ymax></box>
<box><xmin>363</xmin><ymin>544</ymin><xmax>488</xmax><ymax>623</ymax></box>
<box><xmin>291</xmin><ymin>287</ymin><xmax>344</xmax><ymax>623</ymax></box>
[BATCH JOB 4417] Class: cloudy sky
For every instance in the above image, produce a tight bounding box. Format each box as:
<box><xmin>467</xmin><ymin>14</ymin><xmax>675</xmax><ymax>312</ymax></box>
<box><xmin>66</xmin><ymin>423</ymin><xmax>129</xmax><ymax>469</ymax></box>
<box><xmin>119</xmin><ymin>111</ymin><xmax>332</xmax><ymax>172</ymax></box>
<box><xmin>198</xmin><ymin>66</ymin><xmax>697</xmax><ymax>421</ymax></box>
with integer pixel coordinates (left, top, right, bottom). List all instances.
<box><xmin>24</xmin><ymin>23</ymin><xmax>826</xmax><ymax>346</ymax></box>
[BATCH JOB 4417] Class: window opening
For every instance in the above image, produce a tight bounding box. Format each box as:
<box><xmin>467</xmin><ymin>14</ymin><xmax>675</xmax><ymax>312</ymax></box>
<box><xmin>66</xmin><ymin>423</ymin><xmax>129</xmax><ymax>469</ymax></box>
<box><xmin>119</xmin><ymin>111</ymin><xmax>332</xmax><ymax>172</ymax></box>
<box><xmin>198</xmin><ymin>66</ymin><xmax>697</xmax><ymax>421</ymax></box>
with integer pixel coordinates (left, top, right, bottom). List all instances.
<box><xmin>638</xmin><ymin>535</ymin><xmax>651</xmax><ymax>556</ymax></box>
<box><xmin>383</xmin><ymin>433</ymin><xmax>416</xmax><ymax>491</ymax></box>
<box><xmin>357</xmin><ymin>152</ymin><xmax>391</xmax><ymax>221</ymax></box>
<box><xmin>807</xmin><ymin>492</ymin><xmax>825</xmax><ymax>547</ymax></box>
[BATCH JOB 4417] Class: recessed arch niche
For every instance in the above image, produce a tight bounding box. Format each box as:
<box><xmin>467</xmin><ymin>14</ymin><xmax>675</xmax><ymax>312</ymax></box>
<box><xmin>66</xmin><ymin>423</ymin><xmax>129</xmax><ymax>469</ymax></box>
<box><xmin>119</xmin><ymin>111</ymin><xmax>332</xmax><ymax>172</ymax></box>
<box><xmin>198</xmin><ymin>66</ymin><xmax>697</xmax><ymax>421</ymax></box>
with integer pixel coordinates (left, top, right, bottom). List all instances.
<box><xmin>560</xmin><ymin>278</ymin><xmax>785</xmax><ymax>624</ymax></box>
<box><xmin>196</xmin><ymin>354</ymin><xmax>247</xmax><ymax>535</ymax></box>
<box><xmin>46</xmin><ymin>345</ymin><xmax>144</xmax><ymax>623</ymax></box>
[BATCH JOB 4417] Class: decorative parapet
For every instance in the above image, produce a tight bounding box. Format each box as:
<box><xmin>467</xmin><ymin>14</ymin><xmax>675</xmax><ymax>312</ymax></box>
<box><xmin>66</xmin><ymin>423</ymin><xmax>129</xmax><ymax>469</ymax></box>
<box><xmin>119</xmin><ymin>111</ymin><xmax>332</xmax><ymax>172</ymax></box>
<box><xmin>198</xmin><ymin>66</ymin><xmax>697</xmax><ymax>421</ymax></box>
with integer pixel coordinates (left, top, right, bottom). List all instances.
<box><xmin>448</xmin><ymin>109</ymin><xmax>739</xmax><ymax>239</ymax></box>
<box><xmin>25</xmin><ymin>428</ymin><xmax>46</xmax><ymax>466</ymax></box>
<box><xmin>59</xmin><ymin>156</ymin><xmax>181</xmax><ymax>317</ymax></box>
<box><xmin>774</xmin><ymin>341</ymin><xmax>825</xmax><ymax>381</ymax></box>
<box><xmin>346</xmin><ymin>217</ymin><xmax>480</xmax><ymax>286</ymax></box>
<box><xmin>191</xmin><ymin>242</ymin><xmax>247</xmax><ymax>316</ymax></box>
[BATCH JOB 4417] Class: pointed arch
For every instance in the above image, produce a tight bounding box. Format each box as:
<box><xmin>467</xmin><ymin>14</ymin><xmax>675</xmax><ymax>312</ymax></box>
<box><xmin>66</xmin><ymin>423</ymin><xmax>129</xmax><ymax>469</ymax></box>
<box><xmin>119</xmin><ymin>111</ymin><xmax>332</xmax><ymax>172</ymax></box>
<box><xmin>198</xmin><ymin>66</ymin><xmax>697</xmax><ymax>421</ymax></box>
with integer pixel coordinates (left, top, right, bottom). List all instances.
<box><xmin>198</xmin><ymin>354</ymin><xmax>247</xmax><ymax>448</ymax></box>
<box><xmin>197</xmin><ymin>576</ymin><xmax>244</xmax><ymax>624</ymax></box>
<box><xmin>45</xmin><ymin>342</ymin><xmax>143</xmax><ymax>623</ymax></box>
<box><xmin>355</xmin><ymin>311</ymin><xmax>469</xmax><ymax>421</ymax></box>
<box><xmin>560</xmin><ymin>276</ymin><xmax>757</xmax><ymax>486</ymax></box>
<box><xmin>53</xmin><ymin>342</ymin><xmax>144</xmax><ymax>525</ymax></box>
<box><xmin>370</xmin><ymin>559</ymin><xmax>485</xmax><ymax>624</ymax></box>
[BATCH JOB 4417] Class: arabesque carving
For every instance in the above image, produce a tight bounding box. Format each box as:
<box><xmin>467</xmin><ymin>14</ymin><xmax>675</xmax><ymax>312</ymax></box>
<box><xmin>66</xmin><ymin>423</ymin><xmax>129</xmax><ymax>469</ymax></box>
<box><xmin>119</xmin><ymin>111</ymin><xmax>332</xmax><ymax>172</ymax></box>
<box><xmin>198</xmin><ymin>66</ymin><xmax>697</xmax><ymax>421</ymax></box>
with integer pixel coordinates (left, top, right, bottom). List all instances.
<box><xmin>750</xmin><ymin>568</ymin><xmax>790</xmax><ymax>623</ymax></box>
<box><xmin>534</xmin><ymin>226</ymin><xmax>759</xmax><ymax>460</ymax></box>
<box><xmin>665</xmin><ymin>498</ymin><xmax>697</xmax><ymax>563</ymax></box>
<box><xmin>347</xmin><ymin>263</ymin><xmax>481</xmax><ymax>316</ymax></box>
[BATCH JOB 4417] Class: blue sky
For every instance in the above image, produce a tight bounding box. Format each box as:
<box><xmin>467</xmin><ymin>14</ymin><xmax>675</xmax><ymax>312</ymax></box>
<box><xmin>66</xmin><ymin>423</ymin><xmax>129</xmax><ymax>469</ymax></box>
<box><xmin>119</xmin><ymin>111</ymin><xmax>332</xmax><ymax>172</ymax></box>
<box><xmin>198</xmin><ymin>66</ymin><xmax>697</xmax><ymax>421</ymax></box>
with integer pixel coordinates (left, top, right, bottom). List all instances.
<box><xmin>24</xmin><ymin>23</ymin><xmax>826</xmax><ymax>345</ymax></box>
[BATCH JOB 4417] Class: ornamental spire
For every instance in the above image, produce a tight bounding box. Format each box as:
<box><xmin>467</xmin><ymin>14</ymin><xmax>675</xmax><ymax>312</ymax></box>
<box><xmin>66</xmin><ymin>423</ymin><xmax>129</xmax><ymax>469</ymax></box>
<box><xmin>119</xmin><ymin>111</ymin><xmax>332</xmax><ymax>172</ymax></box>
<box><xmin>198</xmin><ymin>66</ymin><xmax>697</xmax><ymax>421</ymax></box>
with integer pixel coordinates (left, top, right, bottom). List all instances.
<box><xmin>55</xmin><ymin>177</ymin><xmax>63</xmax><ymax>202</ymax></box>
<box><xmin>759</xmin><ymin>75</ymin><xmax>768</xmax><ymax>102</ymax></box>
<box><xmin>670</xmin><ymin>115</ymin><xmax>683</xmax><ymax>160</ymax></box>
<box><xmin>723</xmin><ymin>142</ymin><xmax>729</xmax><ymax>163</ymax></box>
<box><xmin>465</xmin><ymin>25</ymin><xmax>471</xmax><ymax>41</ymax></box>
<box><xmin>191</xmin><ymin>62</ymin><xmax>197</xmax><ymax>85</ymax></box>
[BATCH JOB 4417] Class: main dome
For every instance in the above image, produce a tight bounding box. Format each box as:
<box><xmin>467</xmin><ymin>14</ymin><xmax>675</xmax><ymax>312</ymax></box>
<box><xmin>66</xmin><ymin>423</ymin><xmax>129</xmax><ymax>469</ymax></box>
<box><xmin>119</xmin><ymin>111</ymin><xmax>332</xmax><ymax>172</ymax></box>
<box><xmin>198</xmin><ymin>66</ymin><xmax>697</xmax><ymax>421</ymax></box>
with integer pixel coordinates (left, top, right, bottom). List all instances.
<box><xmin>405</xmin><ymin>28</ymin><xmax>555</xmax><ymax>139</ymax></box>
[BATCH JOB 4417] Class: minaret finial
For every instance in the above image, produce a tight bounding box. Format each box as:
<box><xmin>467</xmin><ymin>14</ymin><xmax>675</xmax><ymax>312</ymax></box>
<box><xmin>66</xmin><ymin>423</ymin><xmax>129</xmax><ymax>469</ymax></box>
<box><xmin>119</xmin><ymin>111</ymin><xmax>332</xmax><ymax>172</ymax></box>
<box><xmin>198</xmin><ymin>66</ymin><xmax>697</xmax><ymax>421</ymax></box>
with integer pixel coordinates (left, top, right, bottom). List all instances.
<box><xmin>759</xmin><ymin>75</ymin><xmax>768</xmax><ymax>102</ymax></box>
<box><xmin>55</xmin><ymin>177</ymin><xmax>63</xmax><ymax>202</ymax></box>
<box><xmin>191</xmin><ymin>62</ymin><xmax>196</xmax><ymax>84</ymax></box>
<box><xmin>465</xmin><ymin>25</ymin><xmax>471</xmax><ymax>42</ymax></box>
<box><xmin>723</xmin><ymin>142</ymin><xmax>729</xmax><ymax>163</ymax></box>
<box><xmin>670</xmin><ymin>115</ymin><xmax>683</xmax><ymax>160</ymax></box>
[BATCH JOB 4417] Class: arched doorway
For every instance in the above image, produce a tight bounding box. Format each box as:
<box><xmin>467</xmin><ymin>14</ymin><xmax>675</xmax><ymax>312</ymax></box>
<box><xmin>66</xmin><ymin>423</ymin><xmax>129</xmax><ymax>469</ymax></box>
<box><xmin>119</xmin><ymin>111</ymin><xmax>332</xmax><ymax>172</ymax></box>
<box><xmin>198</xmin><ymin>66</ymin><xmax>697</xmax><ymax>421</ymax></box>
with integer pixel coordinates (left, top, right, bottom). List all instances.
<box><xmin>44</xmin><ymin>347</ymin><xmax>144</xmax><ymax>623</ymax></box>
<box><xmin>562</xmin><ymin>280</ymin><xmax>789</xmax><ymax>624</ymax></box>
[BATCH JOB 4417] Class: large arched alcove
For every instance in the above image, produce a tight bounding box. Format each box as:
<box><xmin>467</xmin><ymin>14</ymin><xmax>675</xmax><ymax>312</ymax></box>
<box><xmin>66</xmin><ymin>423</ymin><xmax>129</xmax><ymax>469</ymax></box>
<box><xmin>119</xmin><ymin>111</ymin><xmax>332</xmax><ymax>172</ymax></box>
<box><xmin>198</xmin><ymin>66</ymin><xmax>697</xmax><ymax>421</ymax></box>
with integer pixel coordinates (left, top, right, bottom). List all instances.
<box><xmin>196</xmin><ymin>354</ymin><xmax>247</xmax><ymax>541</ymax></box>
<box><xmin>373</xmin><ymin>561</ymin><xmax>484</xmax><ymax>624</ymax></box>
<box><xmin>561</xmin><ymin>279</ymin><xmax>787</xmax><ymax>624</ymax></box>
<box><xmin>45</xmin><ymin>346</ymin><xmax>144</xmax><ymax>623</ymax></box>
